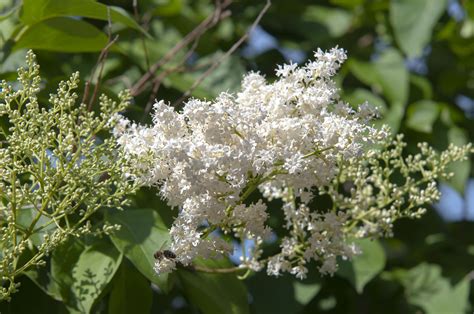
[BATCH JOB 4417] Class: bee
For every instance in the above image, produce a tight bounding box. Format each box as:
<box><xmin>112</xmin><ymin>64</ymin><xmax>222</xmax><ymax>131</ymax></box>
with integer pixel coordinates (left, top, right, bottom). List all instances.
<box><xmin>153</xmin><ymin>241</ymin><xmax>176</xmax><ymax>261</ymax></box>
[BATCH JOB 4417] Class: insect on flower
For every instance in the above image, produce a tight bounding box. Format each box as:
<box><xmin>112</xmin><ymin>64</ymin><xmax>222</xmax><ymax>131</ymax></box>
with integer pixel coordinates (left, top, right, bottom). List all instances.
<box><xmin>154</xmin><ymin>249</ymin><xmax>177</xmax><ymax>260</ymax></box>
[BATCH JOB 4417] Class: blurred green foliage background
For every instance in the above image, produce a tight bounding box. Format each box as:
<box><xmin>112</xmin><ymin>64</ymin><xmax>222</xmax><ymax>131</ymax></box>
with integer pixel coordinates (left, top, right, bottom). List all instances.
<box><xmin>1</xmin><ymin>0</ymin><xmax>473</xmax><ymax>313</ymax></box>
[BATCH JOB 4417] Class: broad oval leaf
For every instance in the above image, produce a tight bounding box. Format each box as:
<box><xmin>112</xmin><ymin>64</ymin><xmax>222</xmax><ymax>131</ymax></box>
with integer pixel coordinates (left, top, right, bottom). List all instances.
<box><xmin>51</xmin><ymin>238</ymin><xmax>122</xmax><ymax>313</ymax></box>
<box><xmin>389</xmin><ymin>263</ymin><xmax>471</xmax><ymax>314</ymax></box>
<box><xmin>248</xmin><ymin>271</ymin><xmax>321</xmax><ymax>314</ymax></box>
<box><xmin>445</xmin><ymin>126</ymin><xmax>470</xmax><ymax>194</ymax></box>
<box><xmin>390</xmin><ymin>0</ymin><xmax>448</xmax><ymax>57</ymax></box>
<box><xmin>178</xmin><ymin>259</ymin><xmax>250</xmax><ymax>314</ymax></box>
<box><xmin>13</xmin><ymin>17</ymin><xmax>109</xmax><ymax>52</ymax></box>
<box><xmin>20</xmin><ymin>0</ymin><xmax>144</xmax><ymax>33</ymax></box>
<box><xmin>337</xmin><ymin>238</ymin><xmax>386</xmax><ymax>293</ymax></box>
<box><xmin>406</xmin><ymin>100</ymin><xmax>441</xmax><ymax>133</ymax></box>
<box><xmin>108</xmin><ymin>261</ymin><xmax>153</xmax><ymax>314</ymax></box>
<box><xmin>51</xmin><ymin>237</ymin><xmax>85</xmax><ymax>307</ymax></box>
<box><xmin>16</xmin><ymin>206</ymin><xmax>55</xmax><ymax>247</ymax></box>
<box><xmin>105</xmin><ymin>208</ymin><xmax>171</xmax><ymax>291</ymax></box>
<box><xmin>348</xmin><ymin>49</ymin><xmax>408</xmax><ymax>132</ymax></box>
<box><xmin>71</xmin><ymin>241</ymin><xmax>122</xmax><ymax>313</ymax></box>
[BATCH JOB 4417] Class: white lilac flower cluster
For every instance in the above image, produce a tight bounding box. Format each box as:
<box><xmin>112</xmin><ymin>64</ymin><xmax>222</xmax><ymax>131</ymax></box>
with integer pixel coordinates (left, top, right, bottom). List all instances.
<box><xmin>114</xmin><ymin>47</ymin><xmax>471</xmax><ymax>278</ymax></box>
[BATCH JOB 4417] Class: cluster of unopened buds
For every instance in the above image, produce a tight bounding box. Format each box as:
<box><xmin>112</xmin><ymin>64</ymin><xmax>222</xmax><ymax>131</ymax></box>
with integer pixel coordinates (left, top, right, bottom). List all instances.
<box><xmin>114</xmin><ymin>47</ymin><xmax>472</xmax><ymax>279</ymax></box>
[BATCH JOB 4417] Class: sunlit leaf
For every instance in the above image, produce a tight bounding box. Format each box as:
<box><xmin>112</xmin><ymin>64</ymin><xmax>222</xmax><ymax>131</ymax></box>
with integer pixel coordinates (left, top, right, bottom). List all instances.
<box><xmin>445</xmin><ymin>126</ymin><xmax>470</xmax><ymax>194</ymax></box>
<box><xmin>70</xmin><ymin>241</ymin><xmax>122</xmax><ymax>313</ymax></box>
<box><xmin>51</xmin><ymin>238</ymin><xmax>122</xmax><ymax>313</ymax></box>
<box><xmin>153</xmin><ymin>0</ymin><xmax>183</xmax><ymax>16</ymax></box>
<box><xmin>349</xmin><ymin>49</ymin><xmax>408</xmax><ymax>132</ymax></box>
<box><xmin>406</xmin><ymin>100</ymin><xmax>441</xmax><ymax>133</ymax></box>
<box><xmin>20</xmin><ymin>0</ymin><xmax>145</xmax><ymax>34</ymax></box>
<box><xmin>14</xmin><ymin>17</ymin><xmax>109</xmax><ymax>52</ymax></box>
<box><xmin>390</xmin><ymin>0</ymin><xmax>448</xmax><ymax>57</ymax></box>
<box><xmin>337</xmin><ymin>239</ymin><xmax>386</xmax><ymax>293</ymax></box>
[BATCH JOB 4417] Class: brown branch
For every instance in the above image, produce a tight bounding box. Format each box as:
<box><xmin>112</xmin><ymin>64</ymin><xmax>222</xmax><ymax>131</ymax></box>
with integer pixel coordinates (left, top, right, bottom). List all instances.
<box><xmin>141</xmin><ymin>37</ymin><xmax>202</xmax><ymax>120</ymax></box>
<box><xmin>83</xmin><ymin>7</ymin><xmax>117</xmax><ymax>110</ymax></box>
<box><xmin>87</xmin><ymin>35</ymin><xmax>119</xmax><ymax>111</ymax></box>
<box><xmin>133</xmin><ymin>0</ymin><xmax>150</xmax><ymax>70</ymax></box>
<box><xmin>171</xmin><ymin>0</ymin><xmax>271</xmax><ymax>107</ymax></box>
<box><xmin>130</xmin><ymin>0</ymin><xmax>233</xmax><ymax>97</ymax></box>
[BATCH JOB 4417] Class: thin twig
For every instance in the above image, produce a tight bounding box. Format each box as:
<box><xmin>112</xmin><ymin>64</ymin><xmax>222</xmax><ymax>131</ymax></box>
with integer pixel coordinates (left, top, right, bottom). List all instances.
<box><xmin>133</xmin><ymin>0</ymin><xmax>150</xmax><ymax>70</ymax></box>
<box><xmin>171</xmin><ymin>0</ymin><xmax>271</xmax><ymax>107</ymax></box>
<box><xmin>187</xmin><ymin>264</ymin><xmax>247</xmax><ymax>274</ymax></box>
<box><xmin>83</xmin><ymin>7</ymin><xmax>117</xmax><ymax>110</ymax></box>
<box><xmin>130</xmin><ymin>0</ymin><xmax>233</xmax><ymax>97</ymax></box>
<box><xmin>141</xmin><ymin>37</ymin><xmax>202</xmax><ymax>120</ymax></box>
<box><xmin>87</xmin><ymin>35</ymin><xmax>119</xmax><ymax>110</ymax></box>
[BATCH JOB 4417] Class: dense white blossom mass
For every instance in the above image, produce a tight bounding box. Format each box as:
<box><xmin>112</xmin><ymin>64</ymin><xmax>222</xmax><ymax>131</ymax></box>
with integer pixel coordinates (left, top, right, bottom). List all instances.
<box><xmin>113</xmin><ymin>47</ymin><xmax>470</xmax><ymax>278</ymax></box>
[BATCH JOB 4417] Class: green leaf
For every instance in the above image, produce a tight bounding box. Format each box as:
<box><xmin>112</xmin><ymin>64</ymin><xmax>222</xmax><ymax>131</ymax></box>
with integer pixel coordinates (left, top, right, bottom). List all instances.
<box><xmin>50</xmin><ymin>238</ymin><xmax>85</xmax><ymax>308</ymax></box>
<box><xmin>52</xmin><ymin>238</ymin><xmax>122</xmax><ymax>313</ymax></box>
<box><xmin>72</xmin><ymin>241</ymin><xmax>122</xmax><ymax>313</ymax></box>
<box><xmin>348</xmin><ymin>49</ymin><xmax>408</xmax><ymax>132</ymax></box>
<box><xmin>445</xmin><ymin>127</ymin><xmax>470</xmax><ymax>194</ymax></box>
<box><xmin>248</xmin><ymin>271</ymin><xmax>321</xmax><ymax>314</ymax></box>
<box><xmin>13</xmin><ymin>17</ymin><xmax>109</xmax><ymax>52</ymax></box>
<box><xmin>105</xmin><ymin>208</ymin><xmax>171</xmax><ymax>291</ymax></box>
<box><xmin>390</xmin><ymin>263</ymin><xmax>471</xmax><ymax>314</ymax></box>
<box><xmin>16</xmin><ymin>206</ymin><xmax>55</xmax><ymax>247</ymax></box>
<box><xmin>410</xmin><ymin>74</ymin><xmax>433</xmax><ymax>99</ymax></box>
<box><xmin>153</xmin><ymin>0</ymin><xmax>183</xmax><ymax>16</ymax></box>
<box><xmin>178</xmin><ymin>259</ymin><xmax>250</xmax><ymax>314</ymax></box>
<box><xmin>24</xmin><ymin>260</ymin><xmax>62</xmax><ymax>301</ymax></box>
<box><xmin>302</xmin><ymin>5</ymin><xmax>353</xmax><ymax>37</ymax></box>
<box><xmin>0</xmin><ymin>275</ymin><xmax>66</xmax><ymax>313</ymax></box>
<box><xmin>293</xmin><ymin>281</ymin><xmax>321</xmax><ymax>306</ymax></box>
<box><xmin>406</xmin><ymin>100</ymin><xmax>441</xmax><ymax>133</ymax></box>
<box><xmin>390</xmin><ymin>0</ymin><xmax>448</xmax><ymax>57</ymax></box>
<box><xmin>108</xmin><ymin>261</ymin><xmax>152</xmax><ymax>314</ymax></box>
<box><xmin>0</xmin><ymin>3</ymin><xmax>19</xmax><ymax>22</ymax></box>
<box><xmin>337</xmin><ymin>239</ymin><xmax>386</xmax><ymax>293</ymax></box>
<box><xmin>20</xmin><ymin>0</ymin><xmax>145</xmax><ymax>33</ymax></box>
<box><xmin>343</xmin><ymin>88</ymin><xmax>388</xmax><ymax>114</ymax></box>
<box><xmin>165</xmin><ymin>53</ymin><xmax>246</xmax><ymax>99</ymax></box>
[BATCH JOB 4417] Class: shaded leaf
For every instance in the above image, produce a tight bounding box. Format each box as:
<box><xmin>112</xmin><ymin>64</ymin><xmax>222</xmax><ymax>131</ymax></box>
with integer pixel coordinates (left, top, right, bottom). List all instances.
<box><xmin>293</xmin><ymin>281</ymin><xmax>321</xmax><ymax>305</ymax></box>
<box><xmin>106</xmin><ymin>208</ymin><xmax>171</xmax><ymax>291</ymax></box>
<box><xmin>108</xmin><ymin>261</ymin><xmax>153</xmax><ymax>314</ymax></box>
<box><xmin>248</xmin><ymin>271</ymin><xmax>321</xmax><ymax>314</ymax></box>
<box><xmin>410</xmin><ymin>74</ymin><xmax>433</xmax><ymax>99</ymax></box>
<box><xmin>178</xmin><ymin>259</ymin><xmax>250</xmax><ymax>314</ymax></box>
<box><xmin>51</xmin><ymin>237</ymin><xmax>85</xmax><ymax>308</ymax></box>
<box><xmin>24</xmin><ymin>260</ymin><xmax>62</xmax><ymax>301</ymax></box>
<box><xmin>389</xmin><ymin>263</ymin><xmax>471</xmax><ymax>314</ymax></box>
<box><xmin>0</xmin><ymin>275</ymin><xmax>65</xmax><ymax>313</ymax></box>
